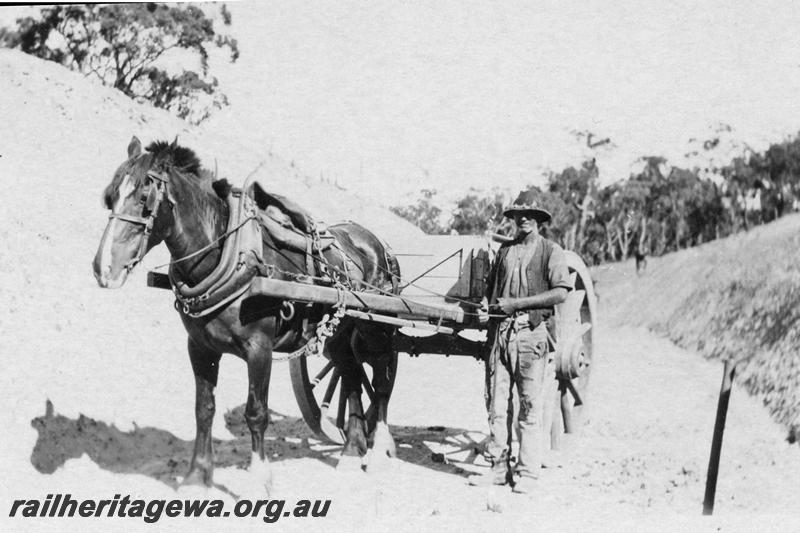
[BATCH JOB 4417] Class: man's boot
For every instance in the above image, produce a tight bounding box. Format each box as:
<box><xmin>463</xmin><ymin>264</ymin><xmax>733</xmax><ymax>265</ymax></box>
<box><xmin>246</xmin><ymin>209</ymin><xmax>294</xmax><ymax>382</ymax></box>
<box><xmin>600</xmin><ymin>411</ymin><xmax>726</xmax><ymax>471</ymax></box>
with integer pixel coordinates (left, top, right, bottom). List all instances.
<box><xmin>468</xmin><ymin>458</ymin><xmax>509</xmax><ymax>486</ymax></box>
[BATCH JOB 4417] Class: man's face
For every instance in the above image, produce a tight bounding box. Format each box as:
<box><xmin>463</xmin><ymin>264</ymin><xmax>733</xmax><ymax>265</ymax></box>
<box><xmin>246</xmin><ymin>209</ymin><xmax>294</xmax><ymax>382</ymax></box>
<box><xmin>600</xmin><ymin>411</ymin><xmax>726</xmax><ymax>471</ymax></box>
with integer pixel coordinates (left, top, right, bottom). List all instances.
<box><xmin>513</xmin><ymin>213</ymin><xmax>539</xmax><ymax>236</ymax></box>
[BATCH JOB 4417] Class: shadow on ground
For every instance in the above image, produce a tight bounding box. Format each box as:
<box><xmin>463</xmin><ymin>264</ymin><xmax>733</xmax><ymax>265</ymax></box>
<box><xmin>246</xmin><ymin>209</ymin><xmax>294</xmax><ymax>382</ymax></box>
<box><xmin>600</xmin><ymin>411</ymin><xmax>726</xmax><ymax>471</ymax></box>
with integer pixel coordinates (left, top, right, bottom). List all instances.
<box><xmin>30</xmin><ymin>400</ymin><xmax>487</xmax><ymax>489</ymax></box>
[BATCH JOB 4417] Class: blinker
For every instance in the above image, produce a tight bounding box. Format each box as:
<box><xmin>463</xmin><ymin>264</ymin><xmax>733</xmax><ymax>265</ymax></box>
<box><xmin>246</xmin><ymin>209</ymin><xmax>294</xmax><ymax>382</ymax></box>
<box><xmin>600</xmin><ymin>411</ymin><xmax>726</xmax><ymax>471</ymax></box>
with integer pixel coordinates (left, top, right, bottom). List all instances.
<box><xmin>145</xmin><ymin>186</ymin><xmax>159</xmax><ymax>212</ymax></box>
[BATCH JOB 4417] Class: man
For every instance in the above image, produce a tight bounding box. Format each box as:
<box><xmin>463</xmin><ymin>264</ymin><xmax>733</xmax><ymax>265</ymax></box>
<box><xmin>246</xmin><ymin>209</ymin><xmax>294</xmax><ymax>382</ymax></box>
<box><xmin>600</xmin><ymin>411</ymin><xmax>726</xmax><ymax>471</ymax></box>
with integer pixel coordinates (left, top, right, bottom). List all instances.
<box><xmin>469</xmin><ymin>193</ymin><xmax>572</xmax><ymax>494</ymax></box>
<box><xmin>635</xmin><ymin>247</ymin><xmax>647</xmax><ymax>275</ymax></box>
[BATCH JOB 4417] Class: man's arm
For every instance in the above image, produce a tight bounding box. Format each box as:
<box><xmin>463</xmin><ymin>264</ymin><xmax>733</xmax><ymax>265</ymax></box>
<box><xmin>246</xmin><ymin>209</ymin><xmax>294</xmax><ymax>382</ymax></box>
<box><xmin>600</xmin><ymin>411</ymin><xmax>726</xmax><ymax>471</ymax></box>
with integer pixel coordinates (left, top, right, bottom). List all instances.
<box><xmin>491</xmin><ymin>287</ymin><xmax>568</xmax><ymax>315</ymax></box>
<box><xmin>491</xmin><ymin>241</ymin><xmax>571</xmax><ymax>315</ymax></box>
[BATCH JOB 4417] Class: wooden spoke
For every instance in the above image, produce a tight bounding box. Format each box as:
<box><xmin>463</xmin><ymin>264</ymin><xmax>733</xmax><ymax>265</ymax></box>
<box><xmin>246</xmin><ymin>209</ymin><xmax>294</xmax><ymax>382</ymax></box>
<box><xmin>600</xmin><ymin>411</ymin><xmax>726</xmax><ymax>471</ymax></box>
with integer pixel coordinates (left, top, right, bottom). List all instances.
<box><xmin>311</xmin><ymin>360</ymin><xmax>335</xmax><ymax>390</ymax></box>
<box><xmin>291</xmin><ymin>345</ymin><xmax>397</xmax><ymax>447</ymax></box>
<box><xmin>565</xmin><ymin>378</ymin><xmax>583</xmax><ymax>407</ymax></box>
<box><xmin>336</xmin><ymin>377</ymin><xmax>347</xmax><ymax>430</ymax></box>
<box><xmin>319</xmin><ymin>369</ymin><xmax>344</xmax><ymax>443</ymax></box>
<box><xmin>321</xmin><ymin>368</ymin><xmax>340</xmax><ymax>408</ymax></box>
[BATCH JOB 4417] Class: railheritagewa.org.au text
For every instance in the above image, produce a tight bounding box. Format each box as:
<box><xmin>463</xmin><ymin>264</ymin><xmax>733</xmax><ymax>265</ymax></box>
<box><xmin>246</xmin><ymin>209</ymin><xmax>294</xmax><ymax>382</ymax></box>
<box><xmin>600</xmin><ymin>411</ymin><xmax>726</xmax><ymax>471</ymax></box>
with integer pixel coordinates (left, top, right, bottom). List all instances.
<box><xmin>9</xmin><ymin>494</ymin><xmax>331</xmax><ymax>523</ymax></box>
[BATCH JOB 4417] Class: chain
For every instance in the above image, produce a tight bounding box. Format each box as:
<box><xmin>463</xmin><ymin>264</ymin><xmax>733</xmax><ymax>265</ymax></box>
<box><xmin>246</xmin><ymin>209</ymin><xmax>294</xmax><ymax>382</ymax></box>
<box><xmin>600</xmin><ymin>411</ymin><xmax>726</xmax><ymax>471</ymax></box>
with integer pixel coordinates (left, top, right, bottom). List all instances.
<box><xmin>271</xmin><ymin>290</ymin><xmax>348</xmax><ymax>362</ymax></box>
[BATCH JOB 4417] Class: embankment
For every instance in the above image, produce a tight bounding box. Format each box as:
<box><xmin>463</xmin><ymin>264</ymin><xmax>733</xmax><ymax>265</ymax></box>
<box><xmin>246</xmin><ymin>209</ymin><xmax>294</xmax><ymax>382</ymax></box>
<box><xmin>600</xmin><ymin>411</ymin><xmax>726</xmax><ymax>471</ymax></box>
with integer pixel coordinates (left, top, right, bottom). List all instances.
<box><xmin>594</xmin><ymin>214</ymin><xmax>800</xmax><ymax>439</ymax></box>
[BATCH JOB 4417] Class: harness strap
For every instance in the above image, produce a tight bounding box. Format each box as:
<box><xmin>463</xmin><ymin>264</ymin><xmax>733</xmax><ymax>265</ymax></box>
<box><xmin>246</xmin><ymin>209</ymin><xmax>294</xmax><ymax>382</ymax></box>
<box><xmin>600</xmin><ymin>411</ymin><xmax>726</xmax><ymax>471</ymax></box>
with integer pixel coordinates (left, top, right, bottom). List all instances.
<box><xmin>109</xmin><ymin>213</ymin><xmax>150</xmax><ymax>225</ymax></box>
<box><xmin>107</xmin><ymin>170</ymin><xmax>169</xmax><ymax>272</ymax></box>
<box><xmin>305</xmin><ymin>236</ymin><xmax>315</xmax><ymax>279</ymax></box>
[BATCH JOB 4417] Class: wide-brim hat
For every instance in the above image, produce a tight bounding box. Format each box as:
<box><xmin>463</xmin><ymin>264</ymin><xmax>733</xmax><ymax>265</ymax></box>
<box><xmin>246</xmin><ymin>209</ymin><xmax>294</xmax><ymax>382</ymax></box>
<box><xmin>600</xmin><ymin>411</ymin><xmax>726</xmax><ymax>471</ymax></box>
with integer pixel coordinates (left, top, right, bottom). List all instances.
<box><xmin>502</xmin><ymin>204</ymin><xmax>552</xmax><ymax>223</ymax></box>
<box><xmin>503</xmin><ymin>190</ymin><xmax>552</xmax><ymax>223</ymax></box>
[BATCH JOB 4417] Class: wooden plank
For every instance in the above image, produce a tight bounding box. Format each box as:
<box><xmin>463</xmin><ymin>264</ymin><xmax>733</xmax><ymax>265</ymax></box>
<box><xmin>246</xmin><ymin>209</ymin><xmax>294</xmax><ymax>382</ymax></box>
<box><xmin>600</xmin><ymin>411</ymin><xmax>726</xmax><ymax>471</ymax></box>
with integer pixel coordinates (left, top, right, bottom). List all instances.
<box><xmin>344</xmin><ymin>310</ymin><xmax>455</xmax><ymax>334</ymax></box>
<box><xmin>394</xmin><ymin>330</ymin><xmax>486</xmax><ymax>358</ymax></box>
<box><xmin>250</xmin><ymin>278</ymin><xmax>466</xmax><ymax>323</ymax></box>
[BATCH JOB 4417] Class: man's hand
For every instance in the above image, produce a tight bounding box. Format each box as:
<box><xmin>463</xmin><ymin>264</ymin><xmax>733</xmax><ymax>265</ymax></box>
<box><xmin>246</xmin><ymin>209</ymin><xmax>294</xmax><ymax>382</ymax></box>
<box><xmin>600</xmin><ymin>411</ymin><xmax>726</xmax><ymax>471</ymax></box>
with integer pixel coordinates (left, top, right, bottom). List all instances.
<box><xmin>477</xmin><ymin>297</ymin><xmax>490</xmax><ymax>324</ymax></box>
<box><xmin>491</xmin><ymin>297</ymin><xmax>519</xmax><ymax>316</ymax></box>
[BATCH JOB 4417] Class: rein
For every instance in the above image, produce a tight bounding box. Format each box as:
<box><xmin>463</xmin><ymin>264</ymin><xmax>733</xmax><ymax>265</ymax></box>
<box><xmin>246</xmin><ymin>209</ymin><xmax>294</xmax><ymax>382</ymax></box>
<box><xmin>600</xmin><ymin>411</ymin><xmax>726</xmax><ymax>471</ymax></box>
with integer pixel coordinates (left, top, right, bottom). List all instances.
<box><xmin>152</xmin><ymin>214</ymin><xmax>257</xmax><ymax>270</ymax></box>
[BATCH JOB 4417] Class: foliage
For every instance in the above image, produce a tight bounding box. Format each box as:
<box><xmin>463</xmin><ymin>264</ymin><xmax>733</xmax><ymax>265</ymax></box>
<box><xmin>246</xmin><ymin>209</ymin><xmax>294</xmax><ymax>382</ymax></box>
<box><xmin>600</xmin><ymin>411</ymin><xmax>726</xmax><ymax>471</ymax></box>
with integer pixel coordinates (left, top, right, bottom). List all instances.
<box><xmin>393</xmin><ymin>132</ymin><xmax>800</xmax><ymax>264</ymax></box>
<box><xmin>450</xmin><ymin>189</ymin><xmax>507</xmax><ymax>235</ymax></box>
<box><xmin>0</xmin><ymin>24</ymin><xmax>19</xmax><ymax>47</ymax></box>
<box><xmin>390</xmin><ymin>189</ymin><xmax>448</xmax><ymax>235</ymax></box>
<box><xmin>9</xmin><ymin>3</ymin><xmax>238</xmax><ymax>124</ymax></box>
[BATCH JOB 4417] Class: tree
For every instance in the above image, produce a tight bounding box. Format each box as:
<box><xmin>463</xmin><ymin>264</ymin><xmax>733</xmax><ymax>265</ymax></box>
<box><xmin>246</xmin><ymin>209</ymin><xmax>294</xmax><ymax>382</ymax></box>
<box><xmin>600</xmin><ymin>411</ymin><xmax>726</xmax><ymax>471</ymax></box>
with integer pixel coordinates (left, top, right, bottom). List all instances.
<box><xmin>547</xmin><ymin>158</ymin><xmax>599</xmax><ymax>252</ymax></box>
<box><xmin>450</xmin><ymin>189</ymin><xmax>507</xmax><ymax>235</ymax></box>
<box><xmin>390</xmin><ymin>189</ymin><xmax>448</xmax><ymax>235</ymax></box>
<box><xmin>10</xmin><ymin>3</ymin><xmax>238</xmax><ymax>123</ymax></box>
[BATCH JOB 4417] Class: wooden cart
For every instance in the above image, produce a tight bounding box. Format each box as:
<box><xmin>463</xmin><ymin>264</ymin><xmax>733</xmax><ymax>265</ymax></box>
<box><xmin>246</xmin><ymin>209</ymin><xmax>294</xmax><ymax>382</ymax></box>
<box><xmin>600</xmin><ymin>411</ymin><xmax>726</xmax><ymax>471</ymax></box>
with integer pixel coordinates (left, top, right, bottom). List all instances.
<box><xmin>272</xmin><ymin>236</ymin><xmax>597</xmax><ymax>451</ymax></box>
<box><xmin>148</xmin><ymin>235</ymin><xmax>597</xmax><ymax>453</ymax></box>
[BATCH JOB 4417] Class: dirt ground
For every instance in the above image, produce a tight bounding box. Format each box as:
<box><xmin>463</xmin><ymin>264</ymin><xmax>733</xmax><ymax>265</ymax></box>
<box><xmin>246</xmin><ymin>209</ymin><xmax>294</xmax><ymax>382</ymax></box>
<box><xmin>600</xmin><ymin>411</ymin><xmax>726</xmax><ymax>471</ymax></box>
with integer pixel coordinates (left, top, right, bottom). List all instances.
<box><xmin>6</xmin><ymin>317</ymin><xmax>800</xmax><ymax>533</ymax></box>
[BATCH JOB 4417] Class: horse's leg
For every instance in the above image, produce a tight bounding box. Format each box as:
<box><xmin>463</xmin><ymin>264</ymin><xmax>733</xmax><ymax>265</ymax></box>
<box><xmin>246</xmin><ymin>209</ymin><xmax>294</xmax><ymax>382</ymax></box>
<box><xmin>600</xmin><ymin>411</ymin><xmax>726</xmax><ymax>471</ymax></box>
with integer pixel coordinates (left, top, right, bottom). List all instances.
<box><xmin>369</xmin><ymin>352</ymin><xmax>396</xmax><ymax>461</ymax></box>
<box><xmin>327</xmin><ymin>326</ymin><xmax>368</xmax><ymax>471</ymax></box>
<box><xmin>184</xmin><ymin>338</ymin><xmax>222</xmax><ymax>486</ymax></box>
<box><xmin>354</xmin><ymin>326</ymin><xmax>397</xmax><ymax>472</ymax></box>
<box><xmin>243</xmin><ymin>333</ymin><xmax>274</xmax><ymax>494</ymax></box>
<box><xmin>339</xmin><ymin>376</ymin><xmax>369</xmax><ymax>471</ymax></box>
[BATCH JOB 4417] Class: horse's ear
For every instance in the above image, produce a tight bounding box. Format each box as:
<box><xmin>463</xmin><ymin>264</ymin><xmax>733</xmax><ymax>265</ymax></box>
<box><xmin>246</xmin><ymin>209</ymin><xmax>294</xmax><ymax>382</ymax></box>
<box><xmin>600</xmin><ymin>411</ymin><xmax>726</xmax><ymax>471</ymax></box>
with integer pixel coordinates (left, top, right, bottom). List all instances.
<box><xmin>128</xmin><ymin>136</ymin><xmax>142</xmax><ymax>158</ymax></box>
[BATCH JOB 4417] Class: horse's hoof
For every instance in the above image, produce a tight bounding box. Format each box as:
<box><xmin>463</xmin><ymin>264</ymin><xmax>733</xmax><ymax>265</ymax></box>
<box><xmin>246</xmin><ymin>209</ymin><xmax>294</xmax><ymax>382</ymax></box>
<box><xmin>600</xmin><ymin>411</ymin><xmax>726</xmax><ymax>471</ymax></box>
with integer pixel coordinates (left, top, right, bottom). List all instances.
<box><xmin>370</xmin><ymin>423</ymin><xmax>397</xmax><ymax>459</ymax></box>
<box><xmin>364</xmin><ymin>449</ymin><xmax>395</xmax><ymax>474</ymax></box>
<box><xmin>176</xmin><ymin>482</ymin><xmax>210</xmax><ymax>499</ymax></box>
<box><xmin>336</xmin><ymin>454</ymin><xmax>364</xmax><ymax>472</ymax></box>
<box><xmin>182</xmin><ymin>468</ymin><xmax>212</xmax><ymax>487</ymax></box>
<box><xmin>247</xmin><ymin>452</ymin><xmax>273</xmax><ymax>495</ymax></box>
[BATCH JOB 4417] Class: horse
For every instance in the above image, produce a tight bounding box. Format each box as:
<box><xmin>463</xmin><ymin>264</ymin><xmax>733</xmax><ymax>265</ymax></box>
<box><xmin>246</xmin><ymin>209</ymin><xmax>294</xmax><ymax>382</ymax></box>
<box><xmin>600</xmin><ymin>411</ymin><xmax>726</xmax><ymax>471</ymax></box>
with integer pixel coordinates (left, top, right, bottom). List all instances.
<box><xmin>92</xmin><ymin>136</ymin><xmax>400</xmax><ymax>491</ymax></box>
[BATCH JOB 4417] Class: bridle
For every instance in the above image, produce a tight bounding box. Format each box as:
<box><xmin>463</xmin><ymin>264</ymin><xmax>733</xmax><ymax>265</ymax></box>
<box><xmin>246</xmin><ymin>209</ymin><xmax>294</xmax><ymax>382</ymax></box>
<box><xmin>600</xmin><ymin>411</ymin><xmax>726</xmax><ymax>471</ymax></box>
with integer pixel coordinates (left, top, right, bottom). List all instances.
<box><xmin>108</xmin><ymin>169</ymin><xmax>170</xmax><ymax>273</ymax></box>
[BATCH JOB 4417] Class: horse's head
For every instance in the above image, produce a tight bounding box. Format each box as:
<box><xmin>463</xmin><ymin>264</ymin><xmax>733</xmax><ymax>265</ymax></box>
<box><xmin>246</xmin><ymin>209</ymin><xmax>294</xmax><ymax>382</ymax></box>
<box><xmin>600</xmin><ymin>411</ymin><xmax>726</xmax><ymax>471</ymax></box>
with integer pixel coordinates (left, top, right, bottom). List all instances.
<box><xmin>93</xmin><ymin>136</ymin><xmax>176</xmax><ymax>288</ymax></box>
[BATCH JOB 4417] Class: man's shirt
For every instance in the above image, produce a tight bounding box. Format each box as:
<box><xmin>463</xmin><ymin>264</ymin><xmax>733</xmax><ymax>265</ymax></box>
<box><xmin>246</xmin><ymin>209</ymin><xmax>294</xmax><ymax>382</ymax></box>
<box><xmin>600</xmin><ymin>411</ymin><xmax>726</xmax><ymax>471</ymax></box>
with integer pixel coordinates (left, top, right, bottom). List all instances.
<box><xmin>498</xmin><ymin>232</ymin><xmax>572</xmax><ymax>300</ymax></box>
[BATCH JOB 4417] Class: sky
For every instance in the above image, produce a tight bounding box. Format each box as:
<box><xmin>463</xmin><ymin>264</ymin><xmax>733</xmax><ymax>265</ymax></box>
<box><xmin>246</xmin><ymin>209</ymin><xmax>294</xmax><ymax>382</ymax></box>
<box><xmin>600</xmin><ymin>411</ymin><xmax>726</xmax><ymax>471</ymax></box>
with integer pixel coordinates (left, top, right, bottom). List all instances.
<box><xmin>201</xmin><ymin>0</ymin><xmax>800</xmax><ymax>204</ymax></box>
<box><xmin>5</xmin><ymin>1</ymin><xmax>800</xmax><ymax>205</ymax></box>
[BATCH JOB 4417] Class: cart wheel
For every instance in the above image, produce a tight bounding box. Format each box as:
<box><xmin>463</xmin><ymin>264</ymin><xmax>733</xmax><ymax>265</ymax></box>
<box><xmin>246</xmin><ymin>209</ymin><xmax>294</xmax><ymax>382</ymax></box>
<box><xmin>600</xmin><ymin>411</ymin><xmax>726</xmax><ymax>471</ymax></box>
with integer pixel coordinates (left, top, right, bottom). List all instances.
<box><xmin>550</xmin><ymin>251</ymin><xmax>597</xmax><ymax>448</ymax></box>
<box><xmin>289</xmin><ymin>347</ymin><xmax>398</xmax><ymax>445</ymax></box>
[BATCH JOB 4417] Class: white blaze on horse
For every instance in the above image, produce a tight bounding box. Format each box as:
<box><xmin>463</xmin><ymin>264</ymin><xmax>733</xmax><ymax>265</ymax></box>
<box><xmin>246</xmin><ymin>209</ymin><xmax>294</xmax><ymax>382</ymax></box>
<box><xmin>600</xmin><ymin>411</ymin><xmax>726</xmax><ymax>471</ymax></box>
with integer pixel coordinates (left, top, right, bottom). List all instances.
<box><xmin>93</xmin><ymin>137</ymin><xmax>401</xmax><ymax>492</ymax></box>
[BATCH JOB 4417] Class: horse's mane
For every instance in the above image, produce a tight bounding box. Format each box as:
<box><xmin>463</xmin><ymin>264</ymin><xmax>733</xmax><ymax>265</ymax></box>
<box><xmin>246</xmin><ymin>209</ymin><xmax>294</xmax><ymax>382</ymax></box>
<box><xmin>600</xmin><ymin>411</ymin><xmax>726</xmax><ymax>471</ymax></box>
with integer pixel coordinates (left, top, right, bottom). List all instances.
<box><xmin>104</xmin><ymin>139</ymin><xmax>233</xmax><ymax>209</ymax></box>
<box><xmin>146</xmin><ymin>140</ymin><xmax>202</xmax><ymax>175</ymax></box>
<box><xmin>146</xmin><ymin>140</ymin><xmax>232</xmax><ymax>199</ymax></box>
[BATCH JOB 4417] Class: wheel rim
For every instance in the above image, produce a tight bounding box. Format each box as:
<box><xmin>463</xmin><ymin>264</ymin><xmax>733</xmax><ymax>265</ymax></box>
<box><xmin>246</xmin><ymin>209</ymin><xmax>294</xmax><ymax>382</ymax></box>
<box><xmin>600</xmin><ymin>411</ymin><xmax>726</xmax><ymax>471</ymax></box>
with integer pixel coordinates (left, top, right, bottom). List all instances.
<box><xmin>290</xmin><ymin>354</ymin><xmax>345</xmax><ymax>444</ymax></box>
<box><xmin>555</xmin><ymin>252</ymin><xmax>597</xmax><ymax>436</ymax></box>
<box><xmin>289</xmin><ymin>348</ymin><xmax>397</xmax><ymax>445</ymax></box>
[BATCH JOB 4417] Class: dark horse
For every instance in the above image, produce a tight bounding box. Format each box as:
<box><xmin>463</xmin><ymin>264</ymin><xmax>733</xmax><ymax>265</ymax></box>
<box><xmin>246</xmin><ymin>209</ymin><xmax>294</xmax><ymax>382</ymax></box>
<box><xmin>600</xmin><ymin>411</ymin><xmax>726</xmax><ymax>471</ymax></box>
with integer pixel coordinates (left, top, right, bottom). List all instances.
<box><xmin>93</xmin><ymin>137</ymin><xmax>400</xmax><ymax>491</ymax></box>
